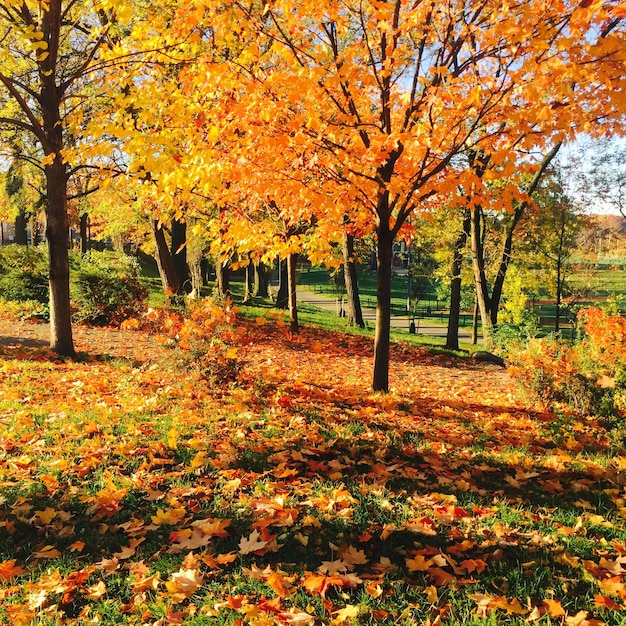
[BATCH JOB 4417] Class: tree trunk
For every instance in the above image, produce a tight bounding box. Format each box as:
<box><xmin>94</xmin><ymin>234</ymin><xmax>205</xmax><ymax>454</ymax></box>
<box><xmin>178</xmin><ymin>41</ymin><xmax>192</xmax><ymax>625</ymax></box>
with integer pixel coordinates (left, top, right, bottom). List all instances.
<box><xmin>472</xmin><ymin>298</ymin><xmax>479</xmax><ymax>345</ymax></box>
<box><xmin>469</xmin><ymin>206</ymin><xmax>493</xmax><ymax>346</ymax></box>
<box><xmin>215</xmin><ymin>259</ymin><xmax>230</xmax><ymax>298</ymax></box>
<box><xmin>15</xmin><ymin>209</ymin><xmax>28</xmax><ymax>245</ymax></box>
<box><xmin>555</xmin><ymin>255</ymin><xmax>562</xmax><ymax>333</ymax></box>
<box><xmin>491</xmin><ymin>143</ymin><xmax>562</xmax><ymax>326</ymax></box>
<box><xmin>171</xmin><ymin>218</ymin><xmax>190</xmax><ymax>293</ymax></box>
<box><xmin>31</xmin><ymin>214</ymin><xmax>43</xmax><ymax>246</ymax></box>
<box><xmin>152</xmin><ymin>220</ymin><xmax>181</xmax><ymax>295</ymax></box>
<box><xmin>276</xmin><ymin>258</ymin><xmax>289</xmax><ymax>309</ymax></box>
<box><xmin>45</xmin><ymin>158</ymin><xmax>75</xmax><ymax>356</ymax></box>
<box><xmin>243</xmin><ymin>256</ymin><xmax>254</xmax><ymax>302</ymax></box>
<box><xmin>446</xmin><ymin>211</ymin><xmax>470</xmax><ymax>350</ymax></box>
<box><xmin>189</xmin><ymin>257</ymin><xmax>202</xmax><ymax>295</ymax></box>
<box><xmin>254</xmin><ymin>261</ymin><xmax>269</xmax><ymax>298</ymax></box>
<box><xmin>287</xmin><ymin>252</ymin><xmax>299</xmax><ymax>333</ymax></box>
<box><xmin>80</xmin><ymin>213</ymin><xmax>89</xmax><ymax>255</ymax></box>
<box><xmin>343</xmin><ymin>231</ymin><xmax>365</xmax><ymax>328</ymax></box>
<box><xmin>373</xmin><ymin>223</ymin><xmax>393</xmax><ymax>392</ymax></box>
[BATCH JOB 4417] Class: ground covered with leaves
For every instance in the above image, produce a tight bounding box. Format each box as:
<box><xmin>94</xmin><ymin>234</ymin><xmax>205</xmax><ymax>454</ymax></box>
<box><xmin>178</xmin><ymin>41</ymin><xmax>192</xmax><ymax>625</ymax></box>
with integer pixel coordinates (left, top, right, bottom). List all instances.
<box><xmin>1</xmin><ymin>308</ymin><xmax>626</xmax><ymax>625</ymax></box>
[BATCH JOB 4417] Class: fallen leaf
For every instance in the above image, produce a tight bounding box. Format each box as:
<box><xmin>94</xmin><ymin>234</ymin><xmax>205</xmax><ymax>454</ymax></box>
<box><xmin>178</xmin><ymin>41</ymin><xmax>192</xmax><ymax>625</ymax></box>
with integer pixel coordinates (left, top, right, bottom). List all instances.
<box><xmin>239</xmin><ymin>529</ymin><xmax>269</xmax><ymax>555</ymax></box>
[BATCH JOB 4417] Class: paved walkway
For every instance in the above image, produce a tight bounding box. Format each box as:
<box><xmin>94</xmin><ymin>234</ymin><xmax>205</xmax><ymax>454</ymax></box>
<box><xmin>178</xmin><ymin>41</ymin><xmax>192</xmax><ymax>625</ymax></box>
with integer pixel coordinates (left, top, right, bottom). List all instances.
<box><xmin>296</xmin><ymin>287</ymin><xmax>473</xmax><ymax>338</ymax></box>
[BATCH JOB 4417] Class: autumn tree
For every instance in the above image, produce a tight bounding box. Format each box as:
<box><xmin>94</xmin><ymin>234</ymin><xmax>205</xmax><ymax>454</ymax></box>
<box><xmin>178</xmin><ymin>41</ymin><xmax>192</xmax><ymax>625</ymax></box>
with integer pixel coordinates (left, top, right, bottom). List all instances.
<box><xmin>468</xmin><ymin>143</ymin><xmax>563</xmax><ymax>345</ymax></box>
<box><xmin>68</xmin><ymin>0</ymin><xmax>624</xmax><ymax>388</ymax></box>
<box><xmin>0</xmin><ymin>0</ymin><xmax>133</xmax><ymax>355</ymax></box>
<box><xmin>193</xmin><ymin>0</ymin><xmax>625</xmax><ymax>391</ymax></box>
<box><xmin>523</xmin><ymin>172</ymin><xmax>585</xmax><ymax>332</ymax></box>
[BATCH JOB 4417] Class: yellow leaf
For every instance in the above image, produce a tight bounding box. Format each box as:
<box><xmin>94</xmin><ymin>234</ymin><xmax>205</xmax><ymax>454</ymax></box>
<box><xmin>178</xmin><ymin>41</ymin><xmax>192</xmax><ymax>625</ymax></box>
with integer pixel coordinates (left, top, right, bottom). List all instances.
<box><xmin>331</xmin><ymin>605</ymin><xmax>359</xmax><ymax>624</ymax></box>
<box><xmin>543</xmin><ymin>599</ymin><xmax>566</xmax><ymax>617</ymax></box>
<box><xmin>165</xmin><ymin>568</ymin><xmax>203</xmax><ymax>603</ymax></box>
<box><xmin>83</xmin><ymin>580</ymin><xmax>107</xmax><ymax>600</ymax></box>
<box><xmin>406</xmin><ymin>554</ymin><xmax>433</xmax><ymax>571</ymax></box>
<box><xmin>32</xmin><ymin>508</ymin><xmax>56</xmax><ymax>525</ymax></box>
<box><xmin>167</xmin><ymin>427</ymin><xmax>178</xmax><ymax>449</ymax></box>
<box><xmin>424</xmin><ymin>585</ymin><xmax>438</xmax><ymax>603</ymax></box>
<box><xmin>151</xmin><ymin>507</ymin><xmax>187</xmax><ymax>526</ymax></box>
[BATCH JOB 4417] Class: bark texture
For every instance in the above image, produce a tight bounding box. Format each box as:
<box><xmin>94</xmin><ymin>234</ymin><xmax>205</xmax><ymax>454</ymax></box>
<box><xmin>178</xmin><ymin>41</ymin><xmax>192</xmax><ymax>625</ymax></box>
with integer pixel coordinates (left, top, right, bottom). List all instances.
<box><xmin>343</xmin><ymin>231</ymin><xmax>365</xmax><ymax>328</ymax></box>
<box><xmin>446</xmin><ymin>211</ymin><xmax>470</xmax><ymax>350</ymax></box>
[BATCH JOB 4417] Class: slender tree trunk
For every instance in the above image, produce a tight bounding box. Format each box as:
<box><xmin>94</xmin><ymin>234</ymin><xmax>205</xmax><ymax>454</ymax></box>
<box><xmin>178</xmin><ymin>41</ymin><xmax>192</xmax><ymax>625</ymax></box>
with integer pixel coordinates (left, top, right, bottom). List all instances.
<box><xmin>189</xmin><ymin>258</ymin><xmax>202</xmax><ymax>295</ymax></box>
<box><xmin>472</xmin><ymin>298</ymin><xmax>479</xmax><ymax>345</ymax></box>
<box><xmin>152</xmin><ymin>220</ymin><xmax>181</xmax><ymax>295</ymax></box>
<box><xmin>343</xmin><ymin>231</ymin><xmax>365</xmax><ymax>328</ymax></box>
<box><xmin>32</xmin><ymin>214</ymin><xmax>43</xmax><ymax>246</ymax></box>
<box><xmin>491</xmin><ymin>143</ymin><xmax>562</xmax><ymax>326</ymax></box>
<box><xmin>15</xmin><ymin>209</ymin><xmax>28</xmax><ymax>245</ymax></box>
<box><xmin>45</xmin><ymin>158</ymin><xmax>75</xmax><ymax>356</ymax></box>
<box><xmin>373</xmin><ymin>223</ymin><xmax>393</xmax><ymax>392</ymax></box>
<box><xmin>171</xmin><ymin>218</ymin><xmax>190</xmax><ymax>293</ymax></box>
<box><xmin>185</xmin><ymin>217</ymin><xmax>203</xmax><ymax>295</ymax></box>
<box><xmin>469</xmin><ymin>206</ymin><xmax>494</xmax><ymax>346</ymax></box>
<box><xmin>446</xmin><ymin>211</ymin><xmax>470</xmax><ymax>350</ymax></box>
<box><xmin>243</xmin><ymin>257</ymin><xmax>253</xmax><ymax>303</ymax></box>
<box><xmin>490</xmin><ymin>218</ymin><xmax>518</xmax><ymax>327</ymax></box>
<box><xmin>80</xmin><ymin>213</ymin><xmax>89</xmax><ymax>255</ymax></box>
<box><xmin>555</xmin><ymin>255</ymin><xmax>562</xmax><ymax>333</ymax></box>
<box><xmin>276</xmin><ymin>258</ymin><xmax>289</xmax><ymax>309</ymax></box>
<box><xmin>254</xmin><ymin>261</ymin><xmax>269</xmax><ymax>298</ymax></box>
<box><xmin>287</xmin><ymin>252</ymin><xmax>299</xmax><ymax>333</ymax></box>
<box><xmin>215</xmin><ymin>259</ymin><xmax>230</xmax><ymax>298</ymax></box>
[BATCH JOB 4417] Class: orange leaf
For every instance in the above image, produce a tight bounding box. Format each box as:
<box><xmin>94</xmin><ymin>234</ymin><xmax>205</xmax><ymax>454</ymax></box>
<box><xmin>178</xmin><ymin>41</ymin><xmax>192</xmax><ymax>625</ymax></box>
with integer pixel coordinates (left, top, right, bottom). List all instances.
<box><xmin>266</xmin><ymin>571</ymin><xmax>294</xmax><ymax>598</ymax></box>
<box><xmin>32</xmin><ymin>545</ymin><xmax>62</xmax><ymax>559</ymax></box>
<box><xmin>0</xmin><ymin>560</ymin><xmax>26</xmax><ymax>582</ymax></box>
<box><xmin>594</xmin><ymin>594</ymin><xmax>623</xmax><ymax>610</ymax></box>
<box><xmin>543</xmin><ymin>599</ymin><xmax>566</xmax><ymax>618</ymax></box>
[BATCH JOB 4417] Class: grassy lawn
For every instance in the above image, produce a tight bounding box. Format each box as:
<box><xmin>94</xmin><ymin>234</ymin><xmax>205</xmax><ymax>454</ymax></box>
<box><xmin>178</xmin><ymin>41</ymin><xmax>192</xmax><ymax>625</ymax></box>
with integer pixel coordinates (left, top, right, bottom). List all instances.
<box><xmin>0</xmin><ymin>305</ymin><xmax>625</xmax><ymax>624</ymax></box>
<box><xmin>297</xmin><ymin>267</ymin><xmax>444</xmax><ymax>317</ymax></box>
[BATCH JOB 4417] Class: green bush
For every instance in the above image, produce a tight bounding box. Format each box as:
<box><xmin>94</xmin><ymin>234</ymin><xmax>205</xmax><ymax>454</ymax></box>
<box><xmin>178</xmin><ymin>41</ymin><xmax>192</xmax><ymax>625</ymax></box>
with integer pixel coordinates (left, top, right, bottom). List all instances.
<box><xmin>0</xmin><ymin>245</ymin><xmax>49</xmax><ymax>305</ymax></box>
<box><xmin>492</xmin><ymin>312</ymin><xmax>540</xmax><ymax>354</ymax></box>
<box><xmin>72</xmin><ymin>251</ymin><xmax>148</xmax><ymax>325</ymax></box>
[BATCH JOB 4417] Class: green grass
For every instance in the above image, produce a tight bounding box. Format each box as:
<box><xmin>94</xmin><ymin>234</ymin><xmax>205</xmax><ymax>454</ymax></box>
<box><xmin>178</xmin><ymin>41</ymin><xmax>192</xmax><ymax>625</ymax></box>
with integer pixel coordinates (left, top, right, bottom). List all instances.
<box><xmin>298</xmin><ymin>267</ymin><xmax>444</xmax><ymax>316</ymax></box>
<box><xmin>235</xmin><ymin>298</ymin><xmax>482</xmax><ymax>355</ymax></box>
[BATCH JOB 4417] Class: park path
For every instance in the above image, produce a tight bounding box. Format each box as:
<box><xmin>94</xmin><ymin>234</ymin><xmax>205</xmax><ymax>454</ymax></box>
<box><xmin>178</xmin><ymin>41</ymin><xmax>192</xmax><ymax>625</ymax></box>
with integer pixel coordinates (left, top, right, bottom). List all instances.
<box><xmin>296</xmin><ymin>287</ymin><xmax>473</xmax><ymax>339</ymax></box>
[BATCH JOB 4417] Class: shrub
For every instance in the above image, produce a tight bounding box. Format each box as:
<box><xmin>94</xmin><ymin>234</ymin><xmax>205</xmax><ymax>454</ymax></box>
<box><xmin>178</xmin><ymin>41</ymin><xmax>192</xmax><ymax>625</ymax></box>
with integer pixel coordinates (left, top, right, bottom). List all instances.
<box><xmin>72</xmin><ymin>252</ymin><xmax>148</xmax><ymax>325</ymax></box>
<box><xmin>492</xmin><ymin>311</ymin><xmax>540</xmax><ymax>354</ymax></box>
<box><xmin>507</xmin><ymin>306</ymin><xmax>626</xmax><ymax>421</ymax></box>
<box><xmin>0</xmin><ymin>245</ymin><xmax>49</xmax><ymax>305</ymax></box>
<box><xmin>159</xmin><ymin>298</ymin><xmax>247</xmax><ymax>385</ymax></box>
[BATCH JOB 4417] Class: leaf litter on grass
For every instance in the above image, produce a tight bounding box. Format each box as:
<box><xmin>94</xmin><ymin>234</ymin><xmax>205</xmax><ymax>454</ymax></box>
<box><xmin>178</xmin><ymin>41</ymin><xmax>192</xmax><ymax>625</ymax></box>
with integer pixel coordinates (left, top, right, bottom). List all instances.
<box><xmin>0</xmin><ymin>310</ymin><xmax>625</xmax><ymax>624</ymax></box>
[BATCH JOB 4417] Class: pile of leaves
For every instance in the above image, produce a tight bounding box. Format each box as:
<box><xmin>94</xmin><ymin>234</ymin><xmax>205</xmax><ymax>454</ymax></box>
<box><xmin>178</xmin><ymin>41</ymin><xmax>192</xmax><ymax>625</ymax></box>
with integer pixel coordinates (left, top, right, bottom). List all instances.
<box><xmin>1</xmin><ymin>302</ymin><xmax>626</xmax><ymax>625</ymax></box>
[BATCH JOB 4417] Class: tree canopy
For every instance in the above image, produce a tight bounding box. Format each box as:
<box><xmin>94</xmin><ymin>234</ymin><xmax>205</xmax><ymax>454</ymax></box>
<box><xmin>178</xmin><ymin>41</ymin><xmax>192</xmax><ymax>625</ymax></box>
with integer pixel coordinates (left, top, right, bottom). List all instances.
<box><xmin>1</xmin><ymin>0</ymin><xmax>625</xmax><ymax>388</ymax></box>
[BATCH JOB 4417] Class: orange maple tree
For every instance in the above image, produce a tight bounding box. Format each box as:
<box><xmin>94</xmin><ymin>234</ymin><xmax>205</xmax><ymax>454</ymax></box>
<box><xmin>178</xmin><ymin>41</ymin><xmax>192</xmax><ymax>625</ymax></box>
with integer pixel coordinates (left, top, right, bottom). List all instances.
<box><xmin>135</xmin><ymin>0</ymin><xmax>625</xmax><ymax>391</ymax></box>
